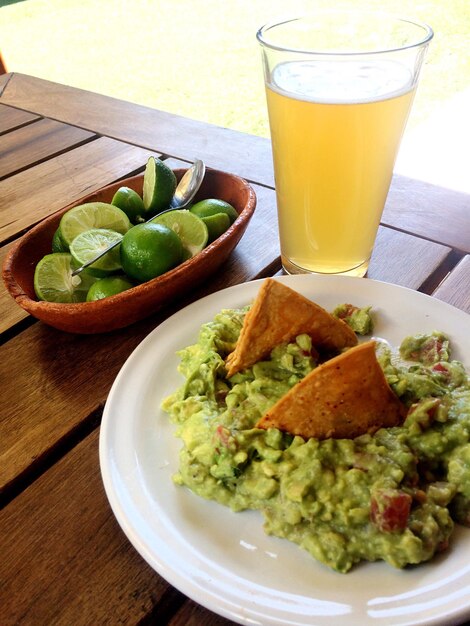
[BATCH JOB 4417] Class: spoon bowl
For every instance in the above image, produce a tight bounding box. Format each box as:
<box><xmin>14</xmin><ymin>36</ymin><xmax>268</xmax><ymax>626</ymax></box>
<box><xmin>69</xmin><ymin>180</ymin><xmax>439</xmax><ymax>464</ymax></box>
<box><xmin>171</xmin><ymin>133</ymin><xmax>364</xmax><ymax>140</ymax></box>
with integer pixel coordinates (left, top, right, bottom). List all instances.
<box><xmin>170</xmin><ymin>159</ymin><xmax>206</xmax><ymax>209</ymax></box>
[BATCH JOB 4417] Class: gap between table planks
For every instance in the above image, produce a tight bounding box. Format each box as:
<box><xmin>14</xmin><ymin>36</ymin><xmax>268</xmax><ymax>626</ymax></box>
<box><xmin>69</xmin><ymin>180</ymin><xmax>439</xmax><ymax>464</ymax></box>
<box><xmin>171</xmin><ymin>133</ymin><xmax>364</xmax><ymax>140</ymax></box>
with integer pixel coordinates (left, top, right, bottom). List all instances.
<box><xmin>0</xmin><ymin>73</ymin><xmax>275</xmax><ymax>188</ymax></box>
<box><xmin>0</xmin><ymin>429</ymin><xmax>172</xmax><ymax>626</ymax></box>
<box><xmin>0</xmin><ymin>102</ymin><xmax>39</xmax><ymax>134</ymax></box>
<box><xmin>433</xmin><ymin>255</ymin><xmax>470</xmax><ymax>312</ymax></box>
<box><xmin>0</xmin><ymin>117</ymin><xmax>95</xmax><ymax>179</ymax></box>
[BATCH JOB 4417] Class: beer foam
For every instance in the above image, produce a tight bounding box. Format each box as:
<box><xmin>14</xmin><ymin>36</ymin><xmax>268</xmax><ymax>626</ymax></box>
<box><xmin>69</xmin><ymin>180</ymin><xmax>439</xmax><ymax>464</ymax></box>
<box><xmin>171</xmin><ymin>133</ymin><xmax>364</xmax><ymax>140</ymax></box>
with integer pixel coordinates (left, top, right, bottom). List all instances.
<box><xmin>271</xmin><ymin>59</ymin><xmax>414</xmax><ymax>104</ymax></box>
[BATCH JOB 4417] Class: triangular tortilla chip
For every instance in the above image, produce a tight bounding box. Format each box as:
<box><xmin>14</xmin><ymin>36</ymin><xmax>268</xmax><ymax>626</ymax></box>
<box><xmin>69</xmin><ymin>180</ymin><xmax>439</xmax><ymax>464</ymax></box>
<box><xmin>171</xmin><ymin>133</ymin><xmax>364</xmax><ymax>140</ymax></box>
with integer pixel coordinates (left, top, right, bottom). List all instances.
<box><xmin>256</xmin><ymin>341</ymin><xmax>405</xmax><ymax>439</ymax></box>
<box><xmin>225</xmin><ymin>278</ymin><xmax>357</xmax><ymax>377</ymax></box>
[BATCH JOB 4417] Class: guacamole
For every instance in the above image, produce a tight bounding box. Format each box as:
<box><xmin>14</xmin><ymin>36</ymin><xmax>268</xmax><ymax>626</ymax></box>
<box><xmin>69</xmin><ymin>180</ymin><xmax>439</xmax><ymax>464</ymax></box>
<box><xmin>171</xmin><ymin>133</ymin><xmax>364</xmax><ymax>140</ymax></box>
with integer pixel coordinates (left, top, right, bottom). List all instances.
<box><xmin>161</xmin><ymin>306</ymin><xmax>470</xmax><ymax>573</ymax></box>
<box><xmin>333</xmin><ymin>303</ymin><xmax>374</xmax><ymax>335</ymax></box>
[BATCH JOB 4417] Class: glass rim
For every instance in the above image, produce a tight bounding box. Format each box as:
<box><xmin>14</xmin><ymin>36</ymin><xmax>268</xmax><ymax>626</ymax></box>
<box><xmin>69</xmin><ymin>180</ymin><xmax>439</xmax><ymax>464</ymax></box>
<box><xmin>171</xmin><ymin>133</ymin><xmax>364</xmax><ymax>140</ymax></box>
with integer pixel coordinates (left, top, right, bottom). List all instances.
<box><xmin>256</xmin><ymin>11</ymin><xmax>434</xmax><ymax>56</ymax></box>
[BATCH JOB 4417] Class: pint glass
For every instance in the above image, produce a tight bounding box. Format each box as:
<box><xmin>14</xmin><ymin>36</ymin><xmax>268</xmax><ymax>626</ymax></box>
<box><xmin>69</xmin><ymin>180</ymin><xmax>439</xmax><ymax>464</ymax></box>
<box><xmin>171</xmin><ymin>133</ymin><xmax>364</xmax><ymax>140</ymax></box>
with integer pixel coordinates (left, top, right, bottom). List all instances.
<box><xmin>257</xmin><ymin>12</ymin><xmax>433</xmax><ymax>276</ymax></box>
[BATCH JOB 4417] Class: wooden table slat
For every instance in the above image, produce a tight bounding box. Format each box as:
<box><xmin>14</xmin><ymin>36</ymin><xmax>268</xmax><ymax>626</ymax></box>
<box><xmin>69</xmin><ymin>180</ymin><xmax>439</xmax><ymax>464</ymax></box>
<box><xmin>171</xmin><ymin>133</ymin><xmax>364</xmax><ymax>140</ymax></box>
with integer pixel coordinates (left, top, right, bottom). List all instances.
<box><xmin>0</xmin><ymin>428</ymin><xmax>166</xmax><ymax>626</ymax></box>
<box><xmin>0</xmin><ymin>102</ymin><xmax>40</xmax><ymax>134</ymax></box>
<box><xmin>0</xmin><ymin>316</ymin><xmax>157</xmax><ymax>493</ymax></box>
<box><xmin>0</xmin><ymin>240</ymin><xmax>29</xmax><ymax>332</ymax></box>
<box><xmin>0</xmin><ymin>117</ymin><xmax>95</xmax><ymax>179</ymax></box>
<box><xmin>0</xmin><ymin>72</ymin><xmax>11</xmax><ymax>96</ymax></box>
<box><xmin>0</xmin><ymin>73</ymin><xmax>276</xmax><ymax>186</ymax></box>
<box><xmin>368</xmin><ymin>226</ymin><xmax>451</xmax><ymax>288</ymax></box>
<box><xmin>168</xmin><ymin>602</ymin><xmax>237</xmax><ymax>626</ymax></box>
<box><xmin>432</xmin><ymin>255</ymin><xmax>470</xmax><ymax>313</ymax></box>
<box><xmin>0</xmin><ymin>136</ymin><xmax>155</xmax><ymax>244</ymax></box>
<box><xmin>383</xmin><ymin>175</ymin><xmax>470</xmax><ymax>254</ymax></box>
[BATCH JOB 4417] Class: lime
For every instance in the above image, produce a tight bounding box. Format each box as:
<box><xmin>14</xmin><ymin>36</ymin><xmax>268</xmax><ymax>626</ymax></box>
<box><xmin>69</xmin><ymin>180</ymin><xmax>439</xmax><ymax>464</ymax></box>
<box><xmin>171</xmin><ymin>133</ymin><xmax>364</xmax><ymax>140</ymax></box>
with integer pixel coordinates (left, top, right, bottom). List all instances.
<box><xmin>69</xmin><ymin>228</ymin><xmax>123</xmax><ymax>276</ymax></box>
<box><xmin>34</xmin><ymin>253</ymin><xmax>97</xmax><ymax>303</ymax></box>
<box><xmin>52</xmin><ymin>227</ymin><xmax>68</xmax><ymax>252</ymax></box>
<box><xmin>86</xmin><ymin>275</ymin><xmax>134</xmax><ymax>301</ymax></box>
<box><xmin>201</xmin><ymin>212</ymin><xmax>231</xmax><ymax>243</ymax></box>
<box><xmin>189</xmin><ymin>198</ymin><xmax>238</xmax><ymax>224</ymax></box>
<box><xmin>59</xmin><ymin>202</ymin><xmax>131</xmax><ymax>248</ymax></box>
<box><xmin>120</xmin><ymin>222</ymin><xmax>183</xmax><ymax>282</ymax></box>
<box><xmin>111</xmin><ymin>186</ymin><xmax>146</xmax><ymax>224</ymax></box>
<box><xmin>143</xmin><ymin>156</ymin><xmax>177</xmax><ymax>215</ymax></box>
<box><xmin>151</xmin><ymin>209</ymin><xmax>208</xmax><ymax>259</ymax></box>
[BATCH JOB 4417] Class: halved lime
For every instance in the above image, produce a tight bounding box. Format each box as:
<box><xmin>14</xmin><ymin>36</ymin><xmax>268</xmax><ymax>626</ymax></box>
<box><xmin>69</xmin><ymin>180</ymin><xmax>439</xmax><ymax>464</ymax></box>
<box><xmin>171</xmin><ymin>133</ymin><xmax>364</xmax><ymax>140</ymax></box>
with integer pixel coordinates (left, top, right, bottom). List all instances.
<box><xmin>86</xmin><ymin>276</ymin><xmax>134</xmax><ymax>301</ymax></box>
<box><xmin>111</xmin><ymin>186</ymin><xmax>146</xmax><ymax>224</ymax></box>
<box><xmin>143</xmin><ymin>156</ymin><xmax>177</xmax><ymax>215</ymax></box>
<box><xmin>34</xmin><ymin>253</ymin><xmax>97</xmax><ymax>303</ymax></box>
<box><xmin>69</xmin><ymin>228</ymin><xmax>123</xmax><ymax>276</ymax></box>
<box><xmin>59</xmin><ymin>202</ymin><xmax>131</xmax><ymax>248</ymax></box>
<box><xmin>201</xmin><ymin>212</ymin><xmax>231</xmax><ymax>243</ymax></box>
<box><xmin>151</xmin><ymin>209</ymin><xmax>208</xmax><ymax>259</ymax></box>
<box><xmin>189</xmin><ymin>198</ymin><xmax>238</xmax><ymax>224</ymax></box>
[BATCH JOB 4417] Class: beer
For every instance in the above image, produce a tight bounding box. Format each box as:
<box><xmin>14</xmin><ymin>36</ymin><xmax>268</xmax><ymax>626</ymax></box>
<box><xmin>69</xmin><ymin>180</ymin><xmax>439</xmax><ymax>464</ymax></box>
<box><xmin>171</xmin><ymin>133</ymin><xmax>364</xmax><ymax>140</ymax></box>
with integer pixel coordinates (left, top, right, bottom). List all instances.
<box><xmin>266</xmin><ymin>60</ymin><xmax>415</xmax><ymax>275</ymax></box>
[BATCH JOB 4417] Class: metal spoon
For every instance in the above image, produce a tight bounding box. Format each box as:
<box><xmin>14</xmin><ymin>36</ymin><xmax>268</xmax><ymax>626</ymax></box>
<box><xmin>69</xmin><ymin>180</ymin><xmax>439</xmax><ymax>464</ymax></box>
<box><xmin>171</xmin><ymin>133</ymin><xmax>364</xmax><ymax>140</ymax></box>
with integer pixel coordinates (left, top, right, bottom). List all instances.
<box><xmin>169</xmin><ymin>158</ymin><xmax>205</xmax><ymax>209</ymax></box>
<box><xmin>71</xmin><ymin>159</ymin><xmax>205</xmax><ymax>276</ymax></box>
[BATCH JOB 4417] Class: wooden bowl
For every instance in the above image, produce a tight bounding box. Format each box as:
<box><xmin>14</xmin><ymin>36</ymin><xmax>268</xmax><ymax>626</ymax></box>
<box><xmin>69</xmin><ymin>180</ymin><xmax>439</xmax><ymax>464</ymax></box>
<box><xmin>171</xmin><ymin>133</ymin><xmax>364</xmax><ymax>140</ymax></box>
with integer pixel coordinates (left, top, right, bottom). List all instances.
<box><xmin>3</xmin><ymin>168</ymin><xmax>256</xmax><ymax>333</ymax></box>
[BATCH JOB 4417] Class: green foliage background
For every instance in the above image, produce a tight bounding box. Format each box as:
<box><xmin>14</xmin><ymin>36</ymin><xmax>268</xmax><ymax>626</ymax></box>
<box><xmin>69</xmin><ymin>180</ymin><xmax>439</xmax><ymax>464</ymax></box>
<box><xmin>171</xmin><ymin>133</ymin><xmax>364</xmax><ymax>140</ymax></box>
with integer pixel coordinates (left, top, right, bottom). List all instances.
<box><xmin>1</xmin><ymin>0</ymin><xmax>469</xmax><ymax>135</ymax></box>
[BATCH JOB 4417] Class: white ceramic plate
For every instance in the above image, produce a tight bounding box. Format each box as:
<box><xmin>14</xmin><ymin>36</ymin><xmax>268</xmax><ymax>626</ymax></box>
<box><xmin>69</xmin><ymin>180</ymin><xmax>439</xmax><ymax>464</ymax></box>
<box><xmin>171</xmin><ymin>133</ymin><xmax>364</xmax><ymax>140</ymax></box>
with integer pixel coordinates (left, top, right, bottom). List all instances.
<box><xmin>100</xmin><ymin>275</ymin><xmax>470</xmax><ymax>626</ymax></box>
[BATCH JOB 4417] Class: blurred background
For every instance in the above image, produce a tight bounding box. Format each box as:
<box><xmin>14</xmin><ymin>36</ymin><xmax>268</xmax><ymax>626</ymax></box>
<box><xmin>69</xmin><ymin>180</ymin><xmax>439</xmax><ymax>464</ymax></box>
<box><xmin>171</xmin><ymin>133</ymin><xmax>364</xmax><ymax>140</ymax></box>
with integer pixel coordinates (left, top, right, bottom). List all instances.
<box><xmin>1</xmin><ymin>0</ymin><xmax>469</xmax><ymax>190</ymax></box>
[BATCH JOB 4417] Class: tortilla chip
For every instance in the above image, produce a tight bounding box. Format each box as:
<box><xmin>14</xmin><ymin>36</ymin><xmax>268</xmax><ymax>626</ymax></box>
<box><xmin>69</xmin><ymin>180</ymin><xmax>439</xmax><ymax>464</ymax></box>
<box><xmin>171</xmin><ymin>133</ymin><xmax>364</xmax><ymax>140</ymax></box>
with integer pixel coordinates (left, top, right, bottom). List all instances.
<box><xmin>256</xmin><ymin>341</ymin><xmax>405</xmax><ymax>439</ymax></box>
<box><xmin>225</xmin><ymin>278</ymin><xmax>357</xmax><ymax>377</ymax></box>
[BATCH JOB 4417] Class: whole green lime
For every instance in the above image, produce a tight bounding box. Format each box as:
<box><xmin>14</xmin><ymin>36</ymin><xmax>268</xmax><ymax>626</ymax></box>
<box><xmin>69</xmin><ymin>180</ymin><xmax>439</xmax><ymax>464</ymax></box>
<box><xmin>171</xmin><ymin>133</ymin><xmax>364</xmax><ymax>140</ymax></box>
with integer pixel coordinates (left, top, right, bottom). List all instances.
<box><xmin>111</xmin><ymin>186</ymin><xmax>147</xmax><ymax>224</ymax></box>
<box><xmin>86</xmin><ymin>276</ymin><xmax>134</xmax><ymax>301</ymax></box>
<box><xmin>120</xmin><ymin>222</ymin><xmax>183</xmax><ymax>282</ymax></box>
<box><xmin>189</xmin><ymin>198</ymin><xmax>238</xmax><ymax>224</ymax></box>
<box><xmin>51</xmin><ymin>227</ymin><xmax>68</xmax><ymax>252</ymax></box>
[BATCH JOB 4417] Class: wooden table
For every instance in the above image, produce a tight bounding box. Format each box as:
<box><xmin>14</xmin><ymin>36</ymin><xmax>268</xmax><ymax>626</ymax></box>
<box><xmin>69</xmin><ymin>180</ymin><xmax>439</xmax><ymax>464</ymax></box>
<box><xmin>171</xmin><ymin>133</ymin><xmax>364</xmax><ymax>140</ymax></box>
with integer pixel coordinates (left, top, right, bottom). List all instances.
<box><xmin>1</xmin><ymin>72</ymin><xmax>469</xmax><ymax>626</ymax></box>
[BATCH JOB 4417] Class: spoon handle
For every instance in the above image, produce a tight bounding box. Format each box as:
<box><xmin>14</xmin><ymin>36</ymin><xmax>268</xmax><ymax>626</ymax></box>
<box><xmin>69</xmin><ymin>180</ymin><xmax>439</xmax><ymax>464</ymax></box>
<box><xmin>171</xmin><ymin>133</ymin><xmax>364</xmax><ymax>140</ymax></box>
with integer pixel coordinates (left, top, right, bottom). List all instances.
<box><xmin>71</xmin><ymin>239</ymin><xmax>121</xmax><ymax>276</ymax></box>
